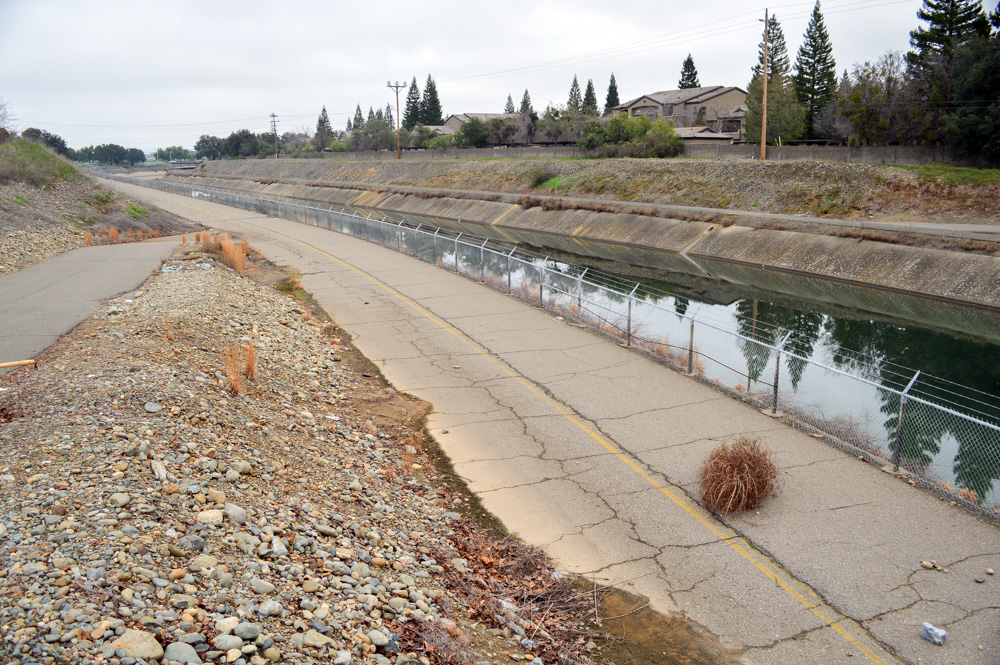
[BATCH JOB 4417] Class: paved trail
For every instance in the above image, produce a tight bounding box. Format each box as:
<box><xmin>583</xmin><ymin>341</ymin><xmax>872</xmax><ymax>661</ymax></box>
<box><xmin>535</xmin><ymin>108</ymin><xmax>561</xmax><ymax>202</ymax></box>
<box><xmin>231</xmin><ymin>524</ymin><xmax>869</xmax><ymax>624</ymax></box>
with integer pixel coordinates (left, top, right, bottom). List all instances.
<box><xmin>103</xmin><ymin>178</ymin><xmax>1000</xmax><ymax>665</ymax></box>
<box><xmin>0</xmin><ymin>240</ymin><xmax>178</xmax><ymax>374</ymax></box>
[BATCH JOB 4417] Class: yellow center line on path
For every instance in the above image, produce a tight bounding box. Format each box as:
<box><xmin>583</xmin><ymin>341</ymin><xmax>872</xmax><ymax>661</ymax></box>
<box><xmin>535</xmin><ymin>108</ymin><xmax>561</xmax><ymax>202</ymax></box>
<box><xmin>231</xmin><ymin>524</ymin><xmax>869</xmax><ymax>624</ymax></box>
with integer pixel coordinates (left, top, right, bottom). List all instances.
<box><xmin>186</xmin><ymin>202</ymin><xmax>893</xmax><ymax>665</ymax></box>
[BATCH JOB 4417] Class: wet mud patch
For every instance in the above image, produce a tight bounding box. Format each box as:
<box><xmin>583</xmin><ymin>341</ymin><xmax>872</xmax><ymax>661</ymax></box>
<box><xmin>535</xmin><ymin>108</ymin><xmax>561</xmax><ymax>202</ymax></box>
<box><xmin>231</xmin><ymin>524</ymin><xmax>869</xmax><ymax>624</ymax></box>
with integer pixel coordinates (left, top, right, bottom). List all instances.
<box><xmin>591</xmin><ymin>586</ymin><xmax>738</xmax><ymax>665</ymax></box>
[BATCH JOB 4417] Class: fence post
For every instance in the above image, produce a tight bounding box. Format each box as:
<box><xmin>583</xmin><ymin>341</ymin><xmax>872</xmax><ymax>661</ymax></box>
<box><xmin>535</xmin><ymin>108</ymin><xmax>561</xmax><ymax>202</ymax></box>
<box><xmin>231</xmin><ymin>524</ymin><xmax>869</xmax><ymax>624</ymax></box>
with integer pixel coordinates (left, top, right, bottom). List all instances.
<box><xmin>625</xmin><ymin>284</ymin><xmax>639</xmax><ymax>347</ymax></box>
<box><xmin>577</xmin><ymin>267</ymin><xmax>589</xmax><ymax>325</ymax></box>
<box><xmin>397</xmin><ymin>221</ymin><xmax>404</xmax><ymax>251</ymax></box>
<box><xmin>454</xmin><ymin>233</ymin><xmax>462</xmax><ymax>271</ymax></box>
<box><xmin>772</xmin><ymin>331</ymin><xmax>794</xmax><ymax>414</ymax></box>
<box><xmin>507</xmin><ymin>248</ymin><xmax>516</xmax><ymax>293</ymax></box>
<box><xmin>894</xmin><ymin>371</ymin><xmax>921</xmax><ymax>471</ymax></box>
<box><xmin>687</xmin><ymin>304</ymin><xmax>703</xmax><ymax>373</ymax></box>
<box><xmin>480</xmin><ymin>239</ymin><xmax>489</xmax><ymax>282</ymax></box>
<box><xmin>539</xmin><ymin>257</ymin><xmax>549</xmax><ymax>305</ymax></box>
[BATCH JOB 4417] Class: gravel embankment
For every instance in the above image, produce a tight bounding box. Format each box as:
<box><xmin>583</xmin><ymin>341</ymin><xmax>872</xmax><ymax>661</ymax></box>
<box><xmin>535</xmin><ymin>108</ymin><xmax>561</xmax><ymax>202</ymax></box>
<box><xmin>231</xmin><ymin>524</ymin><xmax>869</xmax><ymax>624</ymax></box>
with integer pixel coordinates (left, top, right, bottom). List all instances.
<box><xmin>0</xmin><ymin>251</ymin><xmax>586</xmax><ymax>665</ymax></box>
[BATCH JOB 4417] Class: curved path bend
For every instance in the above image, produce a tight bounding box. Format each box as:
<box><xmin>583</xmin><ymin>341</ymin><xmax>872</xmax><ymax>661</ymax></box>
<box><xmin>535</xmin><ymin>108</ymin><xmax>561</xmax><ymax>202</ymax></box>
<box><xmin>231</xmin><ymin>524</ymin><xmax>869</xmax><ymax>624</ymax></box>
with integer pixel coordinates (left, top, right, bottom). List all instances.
<box><xmin>103</xmin><ymin>177</ymin><xmax>1000</xmax><ymax>665</ymax></box>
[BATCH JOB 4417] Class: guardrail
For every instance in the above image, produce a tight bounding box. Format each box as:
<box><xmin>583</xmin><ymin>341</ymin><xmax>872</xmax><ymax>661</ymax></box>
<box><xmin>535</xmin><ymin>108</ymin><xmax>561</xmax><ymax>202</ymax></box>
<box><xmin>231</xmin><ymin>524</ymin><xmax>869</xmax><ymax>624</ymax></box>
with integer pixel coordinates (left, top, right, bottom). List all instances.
<box><xmin>105</xmin><ymin>173</ymin><xmax>1000</xmax><ymax>517</ymax></box>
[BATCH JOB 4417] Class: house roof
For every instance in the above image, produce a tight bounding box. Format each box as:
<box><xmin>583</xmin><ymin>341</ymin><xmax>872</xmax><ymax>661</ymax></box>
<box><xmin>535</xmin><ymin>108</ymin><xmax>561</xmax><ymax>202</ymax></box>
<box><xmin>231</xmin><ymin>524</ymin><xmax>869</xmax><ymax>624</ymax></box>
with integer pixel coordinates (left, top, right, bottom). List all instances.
<box><xmin>444</xmin><ymin>113</ymin><xmax>522</xmax><ymax>124</ymax></box>
<box><xmin>717</xmin><ymin>104</ymin><xmax>748</xmax><ymax>119</ymax></box>
<box><xmin>673</xmin><ymin>126</ymin><xmax>731</xmax><ymax>140</ymax></box>
<box><xmin>613</xmin><ymin>86</ymin><xmax>748</xmax><ymax>111</ymax></box>
<box><xmin>419</xmin><ymin>125</ymin><xmax>457</xmax><ymax>135</ymax></box>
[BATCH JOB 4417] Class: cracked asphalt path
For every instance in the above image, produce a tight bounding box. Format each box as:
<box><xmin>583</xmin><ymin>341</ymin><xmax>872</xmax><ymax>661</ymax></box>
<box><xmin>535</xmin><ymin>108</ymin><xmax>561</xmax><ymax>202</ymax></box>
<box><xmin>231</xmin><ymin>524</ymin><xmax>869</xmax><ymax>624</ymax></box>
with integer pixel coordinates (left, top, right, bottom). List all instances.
<box><xmin>104</xmin><ymin>178</ymin><xmax>1000</xmax><ymax>665</ymax></box>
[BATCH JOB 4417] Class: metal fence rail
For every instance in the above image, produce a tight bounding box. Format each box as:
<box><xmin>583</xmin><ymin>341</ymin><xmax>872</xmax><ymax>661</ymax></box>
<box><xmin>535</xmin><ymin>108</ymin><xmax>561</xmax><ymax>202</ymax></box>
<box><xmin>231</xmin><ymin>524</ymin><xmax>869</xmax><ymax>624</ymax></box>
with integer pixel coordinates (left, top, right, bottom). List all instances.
<box><xmin>105</xmin><ymin>173</ymin><xmax>1000</xmax><ymax>517</ymax></box>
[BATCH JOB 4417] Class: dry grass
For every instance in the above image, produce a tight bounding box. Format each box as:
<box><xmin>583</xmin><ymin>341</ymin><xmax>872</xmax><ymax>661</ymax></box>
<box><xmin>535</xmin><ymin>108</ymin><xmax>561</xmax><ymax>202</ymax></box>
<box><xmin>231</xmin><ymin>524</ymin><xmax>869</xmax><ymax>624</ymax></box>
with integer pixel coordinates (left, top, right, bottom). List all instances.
<box><xmin>181</xmin><ymin>234</ymin><xmax>187</xmax><ymax>244</ymax></box>
<box><xmin>126</xmin><ymin>229</ymin><xmax>135</xmax><ymax>241</ymax></box>
<box><xmin>959</xmin><ymin>486</ymin><xmax>980</xmax><ymax>504</ymax></box>
<box><xmin>222</xmin><ymin>341</ymin><xmax>245</xmax><ymax>396</ymax></box>
<box><xmin>699</xmin><ymin>436</ymin><xmax>780</xmax><ymax>514</ymax></box>
<box><xmin>84</xmin><ymin>231</ymin><xmax>93</xmax><ymax>246</ymax></box>
<box><xmin>162</xmin><ymin>315</ymin><xmax>175</xmax><ymax>342</ymax></box>
<box><xmin>243</xmin><ymin>342</ymin><xmax>257</xmax><ymax>380</ymax></box>
<box><xmin>218</xmin><ymin>234</ymin><xmax>247</xmax><ymax>274</ymax></box>
<box><xmin>107</xmin><ymin>228</ymin><xmax>120</xmax><ymax>242</ymax></box>
<box><xmin>240</xmin><ymin>239</ymin><xmax>251</xmax><ymax>256</ymax></box>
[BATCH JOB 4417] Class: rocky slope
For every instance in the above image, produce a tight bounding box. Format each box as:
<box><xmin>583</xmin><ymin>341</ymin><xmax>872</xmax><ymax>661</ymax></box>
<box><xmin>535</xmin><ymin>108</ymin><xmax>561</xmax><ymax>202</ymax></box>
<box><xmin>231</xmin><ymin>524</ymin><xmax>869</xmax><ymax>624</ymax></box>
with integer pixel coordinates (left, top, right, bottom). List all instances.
<box><xmin>0</xmin><ymin>245</ymin><xmax>593</xmax><ymax>665</ymax></box>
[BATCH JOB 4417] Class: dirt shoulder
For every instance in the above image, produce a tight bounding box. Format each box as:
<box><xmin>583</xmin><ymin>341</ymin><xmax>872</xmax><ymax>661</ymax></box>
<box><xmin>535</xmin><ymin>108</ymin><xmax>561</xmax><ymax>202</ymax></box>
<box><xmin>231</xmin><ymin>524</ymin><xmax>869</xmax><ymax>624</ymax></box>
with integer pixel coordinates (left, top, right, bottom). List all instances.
<box><xmin>0</xmin><ymin>146</ymin><xmax>200</xmax><ymax>274</ymax></box>
<box><xmin>0</xmin><ymin>242</ymin><xmax>607</xmax><ymax>665</ymax></box>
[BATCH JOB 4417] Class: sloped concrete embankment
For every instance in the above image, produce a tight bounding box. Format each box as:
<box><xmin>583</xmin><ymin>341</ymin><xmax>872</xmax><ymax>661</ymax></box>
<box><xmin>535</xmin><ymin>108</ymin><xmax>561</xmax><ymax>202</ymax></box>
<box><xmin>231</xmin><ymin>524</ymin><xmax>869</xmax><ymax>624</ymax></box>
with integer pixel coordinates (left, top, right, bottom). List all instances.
<box><xmin>164</xmin><ymin>168</ymin><xmax>1000</xmax><ymax>311</ymax></box>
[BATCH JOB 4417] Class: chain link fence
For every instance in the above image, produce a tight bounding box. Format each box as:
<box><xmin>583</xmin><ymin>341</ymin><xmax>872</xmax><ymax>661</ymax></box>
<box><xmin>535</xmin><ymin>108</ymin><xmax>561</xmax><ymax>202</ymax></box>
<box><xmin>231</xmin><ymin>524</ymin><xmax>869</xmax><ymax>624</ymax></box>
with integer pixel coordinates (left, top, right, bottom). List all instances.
<box><xmin>106</xmin><ymin>174</ymin><xmax>1000</xmax><ymax>517</ymax></box>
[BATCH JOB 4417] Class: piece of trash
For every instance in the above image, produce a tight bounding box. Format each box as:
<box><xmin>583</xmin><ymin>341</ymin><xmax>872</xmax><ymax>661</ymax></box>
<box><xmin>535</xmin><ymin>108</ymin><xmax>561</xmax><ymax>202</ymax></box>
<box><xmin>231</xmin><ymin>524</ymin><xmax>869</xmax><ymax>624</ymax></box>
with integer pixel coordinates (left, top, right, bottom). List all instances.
<box><xmin>442</xmin><ymin>429</ymin><xmax>449</xmax><ymax>434</ymax></box>
<box><xmin>453</xmin><ymin>365</ymin><xmax>461</xmax><ymax>369</ymax></box>
<box><xmin>920</xmin><ymin>622</ymin><xmax>947</xmax><ymax>645</ymax></box>
<box><xmin>324</xmin><ymin>415</ymin><xmax>341</xmax><ymax>421</ymax></box>
<box><xmin>362</xmin><ymin>373</ymin><xmax>373</xmax><ymax>378</ymax></box>
<box><xmin>809</xmin><ymin>433</ymin><xmax>823</xmax><ymax>438</ymax></box>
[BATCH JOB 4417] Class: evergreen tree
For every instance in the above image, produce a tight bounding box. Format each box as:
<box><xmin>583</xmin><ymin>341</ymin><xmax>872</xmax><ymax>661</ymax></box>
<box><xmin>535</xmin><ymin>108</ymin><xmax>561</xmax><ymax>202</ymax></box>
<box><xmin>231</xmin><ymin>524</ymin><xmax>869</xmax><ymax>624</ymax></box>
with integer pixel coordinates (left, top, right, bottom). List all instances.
<box><xmin>582</xmin><ymin>79</ymin><xmax>599</xmax><ymax>115</ymax></box>
<box><xmin>313</xmin><ymin>106</ymin><xmax>334</xmax><ymax>150</ymax></box>
<box><xmin>793</xmin><ymin>1</ymin><xmax>838</xmax><ymax>137</ymax></box>
<box><xmin>753</xmin><ymin>14</ymin><xmax>791</xmax><ymax>80</ymax></box>
<box><xmin>403</xmin><ymin>77</ymin><xmax>422</xmax><ymax>130</ymax></box>
<box><xmin>353</xmin><ymin>104</ymin><xmax>365</xmax><ymax>130</ymax></box>
<box><xmin>746</xmin><ymin>14</ymin><xmax>805</xmax><ymax>144</ymax></box>
<box><xmin>368</xmin><ymin>107</ymin><xmax>376</xmax><ymax>124</ymax></box>
<box><xmin>567</xmin><ymin>75</ymin><xmax>582</xmax><ymax>113</ymax></box>
<box><xmin>605</xmin><ymin>74</ymin><xmax>620</xmax><ymax>113</ymax></box>
<box><xmin>504</xmin><ymin>94</ymin><xmax>516</xmax><ymax>114</ymax></box>
<box><xmin>908</xmin><ymin>0</ymin><xmax>990</xmax><ymax>69</ymax></box>
<box><xmin>385</xmin><ymin>104</ymin><xmax>394</xmax><ymax>128</ymax></box>
<box><xmin>519</xmin><ymin>89</ymin><xmax>534</xmax><ymax>114</ymax></box>
<box><xmin>375</xmin><ymin>108</ymin><xmax>384</xmax><ymax>123</ymax></box>
<box><xmin>346</xmin><ymin>118</ymin><xmax>353</xmax><ymax>131</ymax></box>
<box><xmin>907</xmin><ymin>0</ymin><xmax>990</xmax><ymax>142</ymax></box>
<box><xmin>678</xmin><ymin>54</ymin><xmax>700</xmax><ymax>88</ymax></box>
<box><xmin>419</xmin><ymin>75</ymin><xmax>444</xmax><ymax>125</ymax></box>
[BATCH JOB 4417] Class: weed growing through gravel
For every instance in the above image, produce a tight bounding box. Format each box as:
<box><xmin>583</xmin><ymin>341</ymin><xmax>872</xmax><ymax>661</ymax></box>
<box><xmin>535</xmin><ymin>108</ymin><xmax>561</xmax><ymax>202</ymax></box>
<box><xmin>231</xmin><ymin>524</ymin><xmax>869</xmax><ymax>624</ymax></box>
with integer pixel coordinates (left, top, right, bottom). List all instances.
<box><xmin>699</xmin><ymin>436</ymin><xmax>779</xmax><ymax>514</ymax></box>
<box><xmin>243</xmin><ymin>342</ymin><xmax>257</xmax><ymax>380</ymax></box>
<box><xmin>222</xmin><ymin>341</ymin><xmax>245</xmax><ymax>395</ymax></box>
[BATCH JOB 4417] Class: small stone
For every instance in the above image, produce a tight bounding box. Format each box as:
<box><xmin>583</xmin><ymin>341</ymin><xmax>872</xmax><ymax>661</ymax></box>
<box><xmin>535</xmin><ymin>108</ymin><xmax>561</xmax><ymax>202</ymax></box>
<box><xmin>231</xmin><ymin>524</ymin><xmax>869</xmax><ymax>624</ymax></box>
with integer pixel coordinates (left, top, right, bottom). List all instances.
<box><xmin>920</xmin><ymin>622</ymin><xmax>947</xmax><ymax>645</ymax></box>
<box><xmin>987</xmin><ymin>568</ymin><xmax>994</xmax><ymax>575</ymax></box>
<box><xmin>368</xmin><ymin>629</ymin><xmax>389</xmax><ymax>647</ymax></box>
<box><xmin>227</xmin><ymin>647</ymin><xmax>243</xmax><ymax>661</ymax></box>
<box><xmin>109</xmin><ymin>492</ymin><xmax>131</xmax><ymax>507</ymax></box>
<box><xmin>225</xmin><ymin>503</ymin><xmax>247</xmax><ymax>524</ymax></box>
<box><xmin>300</xmin><ymin>629</ymin><xmax>335</xmax><ymax>648</ymax></box>
<box><xmin>216</xmin><ymin>617</ymin><xmax>240</xmax><ymax>634</ymax></box>
<box><xmin>151</xmin><ymin>460</ymin><xmax>168</xmax><ymax>481</ymax></box>
<box><xmin>164</xmin><ymin>641</ymin><xmax>202</xmax><ymax>664</ymax></box>
<box><xmin>258</xmin><ymin>600</ymin><xmax>283</xmax><ymax>616</ymax></box>
<box><xmin>169</xmin><ymin>568</ymin><xmax>187</xmax><ymax>581</ymax></box>
<box><xmin>234</xmin><ymin>622</ymin><xmax>262</xmax><ymax>640</ymax></box>
<box><xmin>920</xmin><ymin>561</ymin><xmax>933</xmax><ymax>569</ymax></box>
<box><xmin>214</xmin><ymin>634</ymin><xmax>244</xmax><ymax>651</ymax></box>
<box><xmin>207</xmin><ymin>488</ymin><xmax>225</xmax><ymax>504</ymax></box>
<box><xmin>249</xmin><ymin>577</ymin><xmax>275</xmax><ymax>594</ymax></box>
<box><xmin>197</xmin><ymin>509</ymin><xmax>224</xmax><ymax>524</ymax></box>
<box><xmin>170</xmin><ymin>593</ymin><xmax>197</xmax><ymax>609</ymax></box>
<box><xmin>110</xmin><ymin>629</ymin><xmax>164</xmax><ymax>660</ymax></box>
<box><xmin>263</xmin><ymin>646</ymin><xmax>282</xmax><ymax>661</ymax></box>
<box><xmin>975</xmin><ymin>576</ymin><xmax>986</xmax><ymax>583</ymax></box>
<box><xmin>144</xmin><ymin>402</ymin><xmax>162</xmax><ymax>413</ymax></box>
<box><xmin>334</xmin><ymin>650</ymin><xmax>352</xmax><ymax>665</ymax></box>
<box><xmin>177</xmin><ymin>535</ymin><xmax>206</xmax><ymax>551</ymax></box>
<box><xmin>303</xmin><ymin>579</ymin><xmax>321</xmax><ymax>593</ymax></box>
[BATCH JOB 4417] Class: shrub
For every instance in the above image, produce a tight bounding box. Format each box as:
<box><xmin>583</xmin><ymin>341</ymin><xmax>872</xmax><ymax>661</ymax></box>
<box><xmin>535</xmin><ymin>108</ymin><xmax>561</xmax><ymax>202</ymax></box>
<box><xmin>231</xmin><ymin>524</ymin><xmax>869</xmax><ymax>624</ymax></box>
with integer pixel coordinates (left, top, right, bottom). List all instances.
<box><xmin>522</xmin><ymin>164</ymin><xmax>557</xmax><ymax>188</ymax></box>
<box><xmin>699</xmin><ymin>437</ymin><xmax>779</xmax><ymax>514</ymax></box>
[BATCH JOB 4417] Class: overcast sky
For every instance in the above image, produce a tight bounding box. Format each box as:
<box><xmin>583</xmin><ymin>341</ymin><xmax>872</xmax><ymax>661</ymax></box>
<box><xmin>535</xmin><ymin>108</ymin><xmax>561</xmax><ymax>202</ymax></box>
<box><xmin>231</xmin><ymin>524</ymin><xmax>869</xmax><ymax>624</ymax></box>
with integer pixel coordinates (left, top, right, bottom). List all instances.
<box><xmin>1</xmin><ymin>0</ymin><xmax>953</xmax><ymax>152</ymax></box>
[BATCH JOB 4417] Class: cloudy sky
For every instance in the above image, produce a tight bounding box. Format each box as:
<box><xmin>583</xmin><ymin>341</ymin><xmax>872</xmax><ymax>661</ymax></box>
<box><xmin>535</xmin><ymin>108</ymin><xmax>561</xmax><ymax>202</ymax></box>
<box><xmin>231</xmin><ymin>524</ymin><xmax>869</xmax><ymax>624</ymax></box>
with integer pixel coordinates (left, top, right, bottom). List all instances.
<box><xmin>1</xmin><ymin>0</ymin><xmax>943</xmax><ymax>152</ymax></box>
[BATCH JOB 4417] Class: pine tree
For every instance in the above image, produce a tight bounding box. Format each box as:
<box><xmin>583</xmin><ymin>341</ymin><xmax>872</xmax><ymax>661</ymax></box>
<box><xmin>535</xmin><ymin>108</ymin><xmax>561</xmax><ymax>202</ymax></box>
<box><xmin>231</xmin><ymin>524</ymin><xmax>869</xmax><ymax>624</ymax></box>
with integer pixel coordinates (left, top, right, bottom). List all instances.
<box><xmin>519</xmin><ymin>89</ymin><xmax>534</xmax><ymax>114</ymax></box>
<box><xmin>346</xmin><ymin>118</ymin><xmax>353</xmax><ymax>131</ymax></box>
<box><xmin>907</xmin><ymin>0</ymin><xmax>990</xmax><ymax>142</ymax></box>
<box><xmin>908</xmin><ymin>0</ymin><xmax>990</xmax><ymax>68</ymax></box>
<box><xmin>604</xmin><ymin>74</ymin><xmax>620</xmax><ymax>114</ymax></box>
<box><xmin>678</xmin><ymin>54</ymin><xmax>700</xmax><ymax>88</ymax></box>
<box><xmin>793</xmin><ymin>1</ymin><xmax>837</xmax><ymax>138</ymax></box>
<box><xmin>385</xmin><ymin>104</ymin><xmax>394</xmax><ymax>128</ymax></box>
<box><xmin>376</xmin><ymin>108</ymin><xmax>385</xmax><ymax>123</ymax></box>
<box><xmin>313</xmin><ymin>106</ymin><xmax>334</xmax><ymax>150</ymax></box>
<box><xmin>567</xmin><ymin>75</ymin><xmax>582</xmax><ymax>113</ymax></box>
<box><xmin>746</xmin><ymin>14</ymin><xmax>805</xmax><ymax>144</ymax></box>
<box><xmin>353</xmin><ymin>105</ymin><xmax>365</xmax><ymax>130</ymax></box>
<box><xmin>582</xmin><ymin>79</ymin><xmax>599</xmax><ymax>115</ymax></box>
<box><xmin>419</xmin><ymin>75</ymin><xmax>444</xmax><ymax>126</ymax></box>
<box><xmin>368</xmin><ymin>107</ymin><xmax>376</xmax><ymax>123</ymax></box>
<box><xmin>403</xmin><ymin>77</ymin><xmax>421</xmax><ymax>130</ymax></box>
<box><xmin>753</xmin><ymin>14</ymin><xmax>791</xmax><ymax>80</ymax></box>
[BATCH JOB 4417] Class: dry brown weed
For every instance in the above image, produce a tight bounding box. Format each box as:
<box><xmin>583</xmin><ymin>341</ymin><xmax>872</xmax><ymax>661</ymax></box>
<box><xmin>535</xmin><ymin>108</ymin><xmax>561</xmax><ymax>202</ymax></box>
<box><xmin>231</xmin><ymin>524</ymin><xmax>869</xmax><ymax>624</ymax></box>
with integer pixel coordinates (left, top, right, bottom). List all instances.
<box><xmin>699</xmin><ymin>436</ymin><xmax>779</xmax><ymax>514</ymax></box>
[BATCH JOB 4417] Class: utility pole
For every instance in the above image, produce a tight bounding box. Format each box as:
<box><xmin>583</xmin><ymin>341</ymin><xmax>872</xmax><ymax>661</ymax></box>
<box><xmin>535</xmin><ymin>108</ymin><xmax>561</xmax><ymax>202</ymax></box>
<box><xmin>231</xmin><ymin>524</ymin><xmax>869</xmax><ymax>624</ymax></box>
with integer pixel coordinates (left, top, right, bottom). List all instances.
<box><xmin>760</xmin><ymin>10</ymin><xmax>769</xmax><ymax>161</ymax></box>
<box><xmin>387</xmin><ymin>81</ymin><xmax>405</xmax><ymax>159</ymax></box>
<box><xmin>269</xmin><ymin>113</ymin><xmax>279</xmax><ymax>160</ymax></box>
